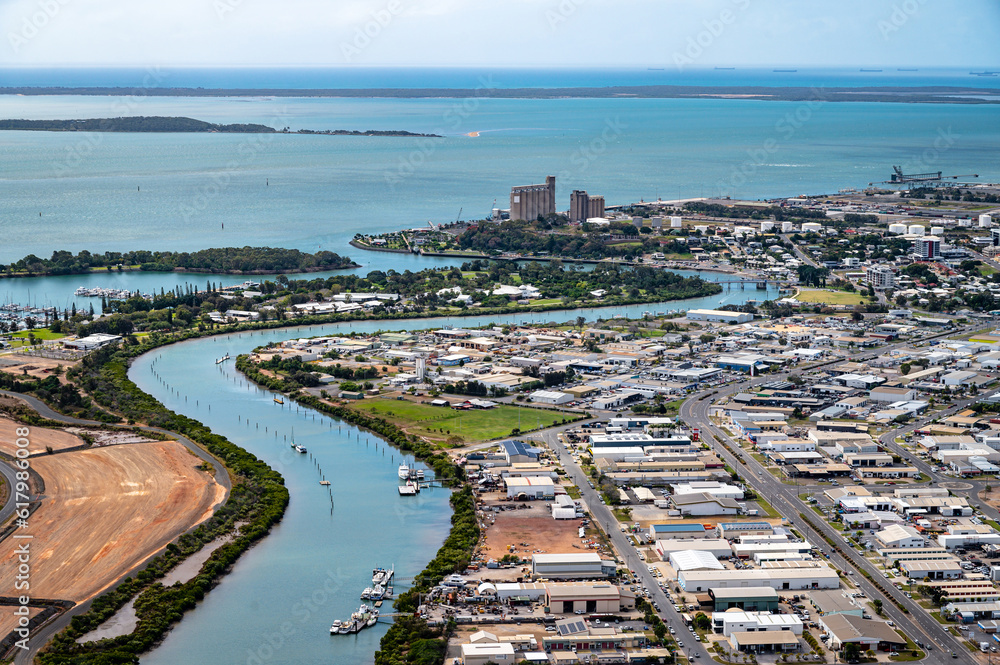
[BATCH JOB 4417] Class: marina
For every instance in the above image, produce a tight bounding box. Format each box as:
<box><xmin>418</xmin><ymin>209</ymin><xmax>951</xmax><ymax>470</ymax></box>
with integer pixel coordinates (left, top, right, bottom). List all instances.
<box><xmin>73</xmin><ymin>286</ymin><xmax>150</xmax><ymax>300</ymax></box>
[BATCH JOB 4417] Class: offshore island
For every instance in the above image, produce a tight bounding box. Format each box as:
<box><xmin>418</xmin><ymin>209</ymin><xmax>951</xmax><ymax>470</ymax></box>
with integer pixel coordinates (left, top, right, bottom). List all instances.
<box><xmin>0</xmin><ymin>116</ymin><xmax>441</xmax><ymax>136</ymax></box>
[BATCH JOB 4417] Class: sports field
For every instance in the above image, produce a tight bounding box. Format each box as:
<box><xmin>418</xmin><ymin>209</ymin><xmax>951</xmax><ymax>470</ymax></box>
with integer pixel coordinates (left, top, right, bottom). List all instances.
<box><xmin>793</xmin><ymin>288</ymin><xmax>866</xmax><ymax>305</ymax></box>
<box><xmin>351</xmin><ymin>398</ymin><xmax>572</xmax><ymax>444</ymax></box>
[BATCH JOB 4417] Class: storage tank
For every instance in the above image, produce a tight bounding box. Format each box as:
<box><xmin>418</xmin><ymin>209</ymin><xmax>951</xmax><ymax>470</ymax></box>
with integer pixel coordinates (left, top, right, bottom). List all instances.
<box><xmin>930</xmin><ymin>226</ymin><xmax>944</xmax><ymax>236</ymax></box>
<box><xmin>633</xmin><ymin>217</ymin><xmax>644</xmax><ymax>228</ymax></box>
<box><xmin>781</xmin><ymin>221</ymin><xmax>794</xmax><ymax>233</ymax></box>
<box><xmin>908</xmin><ymin>224</ymin><xmax>925</xmax><ymax>236</ymax></box>
<box><xmin>670</xmin><ymin>216</ymin><xmax>682</xmax><ymax>228</ymax></box>
<box><xmin>761</xmin><ymin>221</ymin><xmax>775</xmax><ymax>232</ymax></box>
<box><xmin>651</xmin><ymin>216</ymin><xmax>663</xmax><ymax>228</ymax></box>
<box><xmin>981</xmin><ymin>214</ymin><xmax>993</xmax><ymax>228</ymax></box>
<box><xmin>802</xmin><ymin>222</ymin><xmax>822</xmax><ymax>233</ymax></box>
<box><xmin>888</xmin><ymin>223</ymin><xmax>908</xmax><ymax>235</ymax></box>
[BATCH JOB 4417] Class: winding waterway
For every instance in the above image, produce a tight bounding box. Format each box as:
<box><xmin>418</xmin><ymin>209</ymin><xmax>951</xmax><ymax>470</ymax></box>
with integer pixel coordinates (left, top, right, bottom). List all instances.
<box><xmin>128</xmin><ymin>285</ymin><xmax>772</xmax><ymax>665</ymax></box>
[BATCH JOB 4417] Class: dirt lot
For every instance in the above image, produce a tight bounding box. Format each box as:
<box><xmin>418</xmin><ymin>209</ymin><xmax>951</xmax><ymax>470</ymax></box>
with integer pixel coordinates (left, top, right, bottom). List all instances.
<box><xmin>0</xmin><ymin>441</ymin><xmax>224</xmax><ymax>603</ymax></box>
<box><xmin>480</xmin><ymin>508</ymin><xmax>588</xmax><ymax>561</ymax></box>
<box><xmin>0</xmin><ymin>416</ymin><xmax>84</xmax><ymax>456</ymax></box>
<box><xmin>0</xmin><ymin>353</ymin><xmax>78</xmax><ymax>380</ymax></box>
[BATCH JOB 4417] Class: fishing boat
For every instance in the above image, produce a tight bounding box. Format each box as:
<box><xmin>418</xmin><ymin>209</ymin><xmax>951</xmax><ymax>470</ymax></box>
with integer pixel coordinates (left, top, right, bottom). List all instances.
<box><xmin>295</xmin><ymin>445</ymin><xmax>307</xmax><ymax>453</ymax></box>
<box><xmin>329</xmin><ymin>620</ymin><xmax>342</xmax><ymax>634</ymax></box>
<box><xmin>397</xmin><ymin>463</ymin><xmax>410</xmax><ymax>479</ymax></box>
<box><xmin>373</xmin><ymin>565</ymin><xmax>394</xmax><ymax>587</ymax></box>
<box><xmin>367</xmin><ymin>609</ymin><xmax>379</xmax><ymax>627</ymax></box>
<box><xmin>360</xmin><ymin>587</ymin><xmax>374</xmax><ymax>600</ymax></box>
<box><xmin>415</xmin><ymin>469</ymin><xmax>425</xmax><ymax>481</ymax></box>
<box><xmin>369</xmin><ymin>584</ymin><xmax>385</xmax><ymax>600</ymax></box>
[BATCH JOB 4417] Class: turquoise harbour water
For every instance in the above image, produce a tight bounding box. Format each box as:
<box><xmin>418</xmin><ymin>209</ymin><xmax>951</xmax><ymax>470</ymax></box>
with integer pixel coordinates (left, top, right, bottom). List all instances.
<box><xmin>1</xmin><ymin>94</ymin><xmax>999</xmax><ymax>267</ymax></box>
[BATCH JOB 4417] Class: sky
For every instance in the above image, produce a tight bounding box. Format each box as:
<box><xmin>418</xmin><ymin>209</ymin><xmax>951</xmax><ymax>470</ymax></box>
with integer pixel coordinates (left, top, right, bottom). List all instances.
<box><xmin>1</xmin><ymin>0</ymin><xmax>998</xmax><ymax>68</ymax></box>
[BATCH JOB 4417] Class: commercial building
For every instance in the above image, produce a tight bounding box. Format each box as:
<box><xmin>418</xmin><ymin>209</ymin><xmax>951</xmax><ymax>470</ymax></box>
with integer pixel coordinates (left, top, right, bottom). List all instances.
<box><xmin>899</xmin><ymin>559</ymin><xmax>964</xmax><ymax>580</ymax></box>
<box><xmin>531</xmin><ymin>553</ymin><xmax>615</xmax><ymax>580</ymax></box>
<box><xmin>461</xmin><ymin>641</ymin><xmax>516</xmax><ymax>665</ymax></box>
<box><xmin>528</xmin><ymin>390</ymin><xmax>574</xmax><ymax>405</ymax></box>
<box><xmin>672</xmin><ymin>481</ymin><xmax>744</xmax><ymax>500</ymax></box>
<box><xmin>709</xmin><ymin>587</ymin><xmax>781</xmax><ymax>612</ymax></box>
<box><xmin>874</xmin><ymin>524</ymin><xmax>924</xmax><ymax>549</ymax></box>
<box><xmin>655</xmin><ymin>539</ymin><xmax>733</xmax><ymax>561</ymax></box>
<box><xmin>712</xmin><ymin>610</ymin><xmax>803</xmax><ymax>637</ymax></box>
<box><xmin>671</xmin><ymin>492</ymin><xmax>740</xmax><ymax>516</ymax></box>
<box><xmin>510</xmin><ymin>175</ymin><xmax>556</xmax><ymax>221</ymax></box>
<box><xmin>686</xmin><ymin>309</ymin><xmax>754</xmax><ymax>324</ymax></box>
<box><xmin>668</xmin><ymin>550</ymin><xmax>725</xmax><ymax>573</ymax></box>
<box><xmin>63</xmin><ymin>333</ymin><xmax>122</xmax><ymax>350</ymax></box>
<box><xmin>545</xmin><ymin>583</ymin><xmax>635</xmax><ymax>614</ymax></box>
<box><xmin>677</xmin><ymin>567</ymin><xmax>840</xmax><ymax>592</ymax></box>
<box><xmin>819</xmin><ymin>614</ymin><xmax>906</xmax><ymax>651</ymax></box>
<box><xmin>730</xmin><ymin>630</ymin><xmax>801</xmax><ymax>654</ymax></box>
<box><xmin>504</xmin><ymin>476</ymin><xmax>555</xmax><ymax>500</ymax></box>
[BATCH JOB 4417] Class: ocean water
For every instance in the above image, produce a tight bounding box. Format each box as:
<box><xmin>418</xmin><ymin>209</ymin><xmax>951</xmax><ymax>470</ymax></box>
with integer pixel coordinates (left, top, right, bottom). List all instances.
<box><xmin>1</xmin><ymin>95</ymin><xmax>998</xmax><ymax>270</ymax></box>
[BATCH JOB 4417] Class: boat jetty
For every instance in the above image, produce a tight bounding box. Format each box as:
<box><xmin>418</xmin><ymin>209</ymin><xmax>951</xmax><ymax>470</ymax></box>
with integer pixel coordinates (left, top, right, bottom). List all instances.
<box><xmin>330</xmin><ymin>566</ymin><xmax>392</xmax><ymax>635</ymax></box>
<box><xmin>74</xmin><ymin>286</ymin><xmax>151</xmax><ymax>300</ymax></box>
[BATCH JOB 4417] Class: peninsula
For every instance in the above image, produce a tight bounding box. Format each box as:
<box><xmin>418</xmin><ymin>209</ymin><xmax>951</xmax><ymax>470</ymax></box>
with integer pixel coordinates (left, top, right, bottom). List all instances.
<box><xmin>0</xmin><ymin>116</ymin><xmax>442</xmax><ymax>136</ymax></box>
<box><xmin>2</xmin><ymin>246</ymin><xmax>359</xmax><ymax>278</ymax></box>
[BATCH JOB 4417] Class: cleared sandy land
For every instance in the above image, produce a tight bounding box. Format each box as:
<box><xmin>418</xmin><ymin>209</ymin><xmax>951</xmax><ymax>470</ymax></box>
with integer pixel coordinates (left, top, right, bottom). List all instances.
<box><xmin>0</xmin><ymin>354</ymin><xmax>77</xmax><ymax>380</ymax></box>
<box><xmin>0</xmin><ymin>441</ymin><xmax>224</xmax><ymax>602</ymax></box>
<box><xmin>480</xmin><ymin>513</ymin><xmax>585</xmax><ymax>560</ymax></box>
<box><xmin>0</xmin><ymin>416</ymin><xmax>84</xmax><ymax>456</ymax></box>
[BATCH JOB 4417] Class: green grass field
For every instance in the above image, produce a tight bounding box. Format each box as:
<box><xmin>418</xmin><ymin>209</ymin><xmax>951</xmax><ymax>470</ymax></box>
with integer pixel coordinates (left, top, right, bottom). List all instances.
<box><xmin>794</xmin><ymin>288</ymin><xmax>866</xmax><ymax>305</ymax></box>
<box><xmin>350</xmin><ymin>398</ymin><xmax>572</xmax><ymax>444</ymax></box>
<box><xmin>10</xmin><ymin>329</ymin><xmax>65</xmax><ymax>340</ymax></box>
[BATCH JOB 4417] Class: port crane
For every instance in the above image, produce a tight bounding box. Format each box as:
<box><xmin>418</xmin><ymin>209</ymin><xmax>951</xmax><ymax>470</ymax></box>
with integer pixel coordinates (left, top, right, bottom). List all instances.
<box><xmin>870</xmin><ymin>166</ymin><xmax>979</xmax><ymax>187</ymax></box>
